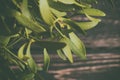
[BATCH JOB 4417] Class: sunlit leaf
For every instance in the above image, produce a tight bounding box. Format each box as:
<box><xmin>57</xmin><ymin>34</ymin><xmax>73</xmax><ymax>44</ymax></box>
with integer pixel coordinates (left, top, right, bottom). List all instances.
<box><xmin>12</xmin><ymin>0</ymin><xmax>20</xmax><ymax>8</ymax></box>
<box><xmin>51</xmin><ymin>8</ymin><xmax>66</xmax><ymax>17</ymax></box>
<box><xmin>25</xmin><ymin>28</ymin><xmax>32</xmax><ymax>38</ymax></box>
<box><xmin>43</xmin><ymin>48</ymin><xmax>50</xmax><ymax>71</ymax></box>
<box><xmin>62</xmin><ymin>46</ymin><xmax>73</xmax><ymax>63</ymax></box>
<box><xmin>26</xmin><ymin>40</ymin><xmax>37</xmax><ymax>73</ymax></box>
<box><xmin>39</xmin><ymin>0</ymin><xmax>55</xmax><ymax>25</ymax></box>
<box><xmin>85</xmin><ymin>14</ymin><xmax>101</xmax><ymax>22</ymax></box>
<box><xmin>20</xmin><ymin>0</ymin><xmax>31</xmax><ymax>19</ymax></box>
<box><xmin>79</xmin><ymin>2</ymin><xmax>92</xmax><ymax>8</ymax></box>
<box><xmin>56</xmin><ymin>0</ymin><xmax>75</xmax><ymax>4</ymax></box>
<box><xmin>56</xmin><ymin>0</ymin><xmax>86</xmax><ymax>7</ymax></box>
<box><xmin>59</xmin><ymin>34</ymin><xmax>86</xmax><ymax>59</ymax></box>
<box><xmin>18</xmin><ymin>43</ymin><xmax>26</xmax><ymax>59</ymax></box>
<box><xmin>60</xmin><ymin>38</ymin><xmax>73</xmax><ymax>63</ymax></box>
<box><xmin>76</xmin><ymin>21</ymin><xmax>99</xmax><ymax>30</ymax></box>
<box><xmin>69</xmin><ymin>32</ymin><xmax>86</xmax><ymax>59</ymax></box>
<box><xmin>57</xmin><ymin>49</ymin><xmax>67</xmax><ymax>60</ymax></box>
<box><xmin>81</xmin><ymin>8</ymin><xmax>106</xmax><ymax>16</ymax></box>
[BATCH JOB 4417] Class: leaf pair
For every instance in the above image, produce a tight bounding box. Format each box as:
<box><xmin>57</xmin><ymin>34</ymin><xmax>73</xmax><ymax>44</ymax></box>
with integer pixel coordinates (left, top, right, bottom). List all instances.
<box><xmin>58</xmin><ymin>38</ymin><xmax>73</xmax><ymax>63</ymax></box>
<box><xmin>63</xmin><ymin>8</ymin><xmax>106</xmax><ymax>31</ymax></box>
<box><xmin>80</xmin><ymin>8</ymin><xmax>106</xmax><ymax>23</ymax></box>
<box><xmin>57</xmin><ymin>33</ymin><xmax>86</xmax><ymax>63</ymax></box>
<box><xmin>18</xmin><ymin>40</ymin><xmax>37</xmax><ymax>73</ymax></box>
<box><xmin>68</xmin><ymin>32</ymin><xmax>86</xmax><ymax>59</ymax></box>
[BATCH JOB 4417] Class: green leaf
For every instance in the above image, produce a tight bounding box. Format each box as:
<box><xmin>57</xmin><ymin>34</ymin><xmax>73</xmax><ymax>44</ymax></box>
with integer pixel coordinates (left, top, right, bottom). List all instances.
<box><xmin>59</xmin><ymin>34</ymin><xmax>86</xmax><ymax>59</ymax></box>
<box><xmin>48</xmin><ymin>0</ymin><xmax>76</xmax><ymax>11</ymax></box>
<box><xmin>69</xmin><ymin>32</ymin><xmax>86</xmax><ymax>59</ymax></box>
<box><xmin>60</xmin><ymin>38</ymin><xmax>73</xmax><ymax>63</ymax></box>
<box><xmin>26</xmin><ymin>40</ymin><xmax>37</xmax><ymax>73</ymax></box>
<box><xmin>63</xmin><ymin>19</ymin><xmax>86</xmax><ymax>35</ymax></box>
<box><xmin>50</xmin><ymin>8</ymin><xmax>66</xmax><ymax>17</ymax></box>
<box><xmin>18</xmin><ymin>43</ymin><xmax>27</xmax><ymax>59</ymax></box>
<box><xmin>56</xmin><ymin>0</ymin><xmax>86</xmax><ymax>7</ymax></box>
<box><xmin>13</xmin><ymin>11</ymin><xmax>46</xmax><ymax>33</ymax></box>
<box><xmin>34</xmin><ymin>41</ymin><xmax>66</xmax><ymax>50</ymax></box>
<box><xmin>39</xmin><ymin>0</ymin><xmax>55</xmax><ymax>25</ymax></box>
<box><xmin>57</xmin><ymin>49</ymin><xmax>67</xmax><ymax>60</ymax></box>
<box><xmin>81</xmin><ymin>8</ymin><xmax>106</xmax><ymax>16</ymax></box>
<box><xmin>43</xmin><ymin>48</ymin><xmax>50</xmax><ymax>71</ymax></box>
<box><xmin>0</xmin><ymin>36</ymin><xmax>10</xmax><ymax>47</ymax></box>
<box><xmin>20</xmin><ymin>0</ymin><xmax>31</xmax><ymax>19</ymax></box>
<box><xmin>12</xmin><ymin>0</ymin><xmax>20</xmax><ymax>8</ymax></box>
<box><xmin>62</xmin><ymin>46</ymin><xmax>73</xmax><ymax>63</ymax></box>
<box><xmin>76</xmin><ymin>21</ymin><xmax>99</xmax><ymax>30</ymax></box>
<box><xmin>78</xmin><ymin>2</ymin><xmax>92</xmax><ymax>8</ymax></box>
<box><xmin>85</xmin><ymin>14</ymin><xmax>101</xmax><ymax>22</ymax></box>
<box><xmin>56</xmin><ymin>0</ymin><xmax>75</xmax><ymax>4</ymax></box>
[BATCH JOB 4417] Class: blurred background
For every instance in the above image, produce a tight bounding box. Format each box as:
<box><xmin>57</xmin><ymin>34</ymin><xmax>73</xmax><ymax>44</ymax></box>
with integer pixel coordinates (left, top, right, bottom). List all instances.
<box><xmin>33</xmin><ymin>0</ymin><xmax>120</xmax><ymax>80</ymax></box>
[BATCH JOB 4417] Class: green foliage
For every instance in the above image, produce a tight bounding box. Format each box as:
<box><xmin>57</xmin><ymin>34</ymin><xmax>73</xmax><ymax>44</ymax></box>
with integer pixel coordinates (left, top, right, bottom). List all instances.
<box><xmin>43</xmin><ymin>48</ymin><xmax>50</xmax><ymax>71</ymax></box>
<box><xmin>0</xmin><ymin>0</ymin><xmax>105</xmax><ymax>80</ymax></box>
<box><xmin>60</xmin><ymin>37</ymin><xmax>73</xmax><ymax>63</ymax></box>
<box><xmin>80</xmin><ymin>8</ymin><xmax>106</xmax><ymax>16</ymax></box>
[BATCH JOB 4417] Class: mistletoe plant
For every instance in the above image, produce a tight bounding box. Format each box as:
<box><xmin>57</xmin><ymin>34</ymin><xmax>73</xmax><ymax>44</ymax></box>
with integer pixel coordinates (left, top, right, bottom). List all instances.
<box><xmin>0</xmin><ymin>0</ymin><xmax>105</xmax><ymax>80</ymax></box>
